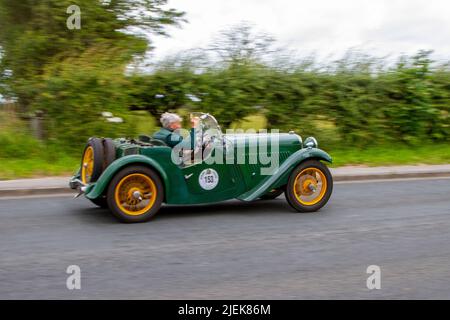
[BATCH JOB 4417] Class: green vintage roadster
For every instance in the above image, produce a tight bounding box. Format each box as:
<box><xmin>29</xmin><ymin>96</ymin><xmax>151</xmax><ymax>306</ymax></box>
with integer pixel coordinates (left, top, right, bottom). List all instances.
<box><xmin>70</xmin><ymin>113</ymin><xmax>333</xmax><ymax>223</ymax></box>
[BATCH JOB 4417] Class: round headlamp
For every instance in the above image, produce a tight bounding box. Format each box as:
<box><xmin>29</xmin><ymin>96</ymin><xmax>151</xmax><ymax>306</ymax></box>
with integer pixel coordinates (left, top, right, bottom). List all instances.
<box><xmin>304</xmin><ymin>137</ymin><xmax>318</xmax><ymax>149</ymax></box>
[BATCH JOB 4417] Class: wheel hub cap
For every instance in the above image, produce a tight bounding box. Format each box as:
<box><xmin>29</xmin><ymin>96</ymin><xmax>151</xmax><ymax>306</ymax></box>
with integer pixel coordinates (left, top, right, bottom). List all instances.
<box><xmin>132</xmin><ymin>190</ymin><xmax>142</xmax><ymax>200</ymax></box>
<box><xmin>114</xmin><ymin>173</ymin><xmax>157</xmax><ymax>216</ymax></box>
<box><xmin>293</xmin><ymin>168</ymin><xmax>327</xmax><ymax>206</ymax></box>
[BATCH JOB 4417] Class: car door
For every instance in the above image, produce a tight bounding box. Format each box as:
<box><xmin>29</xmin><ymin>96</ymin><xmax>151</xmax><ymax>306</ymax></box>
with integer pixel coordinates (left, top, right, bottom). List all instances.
<box><xmin>180</xmin><ymin>141</ymin><xmax>244</xmax><ymax>203</ymax></box>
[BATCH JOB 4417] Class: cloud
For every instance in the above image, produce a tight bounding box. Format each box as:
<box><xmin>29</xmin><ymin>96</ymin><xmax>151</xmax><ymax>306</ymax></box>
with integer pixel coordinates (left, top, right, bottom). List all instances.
<box><xmin>151</xmin><ymin>0</ymin><xmax>450</xmax><ymax>61</ymax></box>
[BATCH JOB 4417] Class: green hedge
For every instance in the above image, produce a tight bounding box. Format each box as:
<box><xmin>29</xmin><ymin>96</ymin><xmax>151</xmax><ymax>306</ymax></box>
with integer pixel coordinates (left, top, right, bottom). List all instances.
<box><xmin>127</xmin><ymin>51</ymin><xmax>450</xmax><ymax>149</ymax></box>
<box><xmin>8</xmin><ymin>50</ymin><xmax>450</xmax><ymax>152</ymax></box>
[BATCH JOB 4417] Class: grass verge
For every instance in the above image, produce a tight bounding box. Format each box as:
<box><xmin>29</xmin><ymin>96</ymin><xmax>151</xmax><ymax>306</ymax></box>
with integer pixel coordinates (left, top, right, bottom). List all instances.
<box><xmin>330</xmin><ymin>144</ymin><xmax>450</xmax><ymax>167</ymax></box>
<box><xmin>0</xmin><ymin>156</ymin><xmax>79</xmax><ymax>180</ymax></box>
<box><xmin>0</xmin><ymin>144</ymin><xmax>448</xmax><ymax>180</ymax></box>
<box><xmin>0</xmin><ymin>110</ymin><xmax>448</xmax><ymax>180</ymax></box>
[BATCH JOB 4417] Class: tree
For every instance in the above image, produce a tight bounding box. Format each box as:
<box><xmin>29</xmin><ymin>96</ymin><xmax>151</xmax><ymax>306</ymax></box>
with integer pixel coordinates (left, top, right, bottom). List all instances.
<box><xmin>208</xmin><ymin>22</ymin><xmax>275</xmax><ymax>65</ymax></box>
<box><xmin>382</xmin><ymin>50</ymin><xmax>436</xmax><ymax>144</ymax></box>
<box><xmin>0</xmin><ymin>0</ymin><xmax>185</xmax><ymax>113</ymax></box>
<box><xmin>128</xmin><ymin>23</ymin><xmax>276</xmax><ymax>128</ymax></box>
<box><xmin>0</xmin><ymin>0</ymin><xmax>184</xmax><ymax>147</ymax></box>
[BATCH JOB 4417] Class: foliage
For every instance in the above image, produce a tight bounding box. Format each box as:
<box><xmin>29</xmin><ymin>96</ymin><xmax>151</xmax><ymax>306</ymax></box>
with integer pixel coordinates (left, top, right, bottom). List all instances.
<box><xmin>1</xmin><ymin>10</ymin><xmax>449</xmax><ymax>153</ymax></box>
<box><xmin>33</xmin><ymin>46</ymin><xmax>139</xmax><ymax>148</ymax></box>
<box><xmin>1</xmin><ymin>108</ymin><xmax>449</xmax><ymax>180</ymax></box>
<box><xmin>0</xmin><ymin>0</ymin><xmax>184</xmax><ymax>147</ymax></box>
<box><xmin>129</xmin><ymin>49</ymin><xmax>449</xmax><ymax>148</ymax></box>
<box><xmin>0</xmin><ymin>110</ymin><xmax>78</xmax><ymax>179</ymax></box>
<box><xmin>208</xmin><ymin>22</ymin><xmax>276</xmax><ymax>64</ymax></box>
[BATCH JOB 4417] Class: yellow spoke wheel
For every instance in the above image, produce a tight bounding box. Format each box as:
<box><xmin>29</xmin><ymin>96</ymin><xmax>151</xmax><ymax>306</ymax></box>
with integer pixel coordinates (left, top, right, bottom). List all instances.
<box><xmin>107</xmin><ymin>166</ymin><xmax>164</xmax><ymax>223</ymax></box>
<box><xmin>81</xmin><ymin>146</ymin><xmax>94</xmax><ymax>184</ymax></box>
<box><xmin>286</xmin><ymin>160</ymin><xmax>332</xmax><ymax>213</ymax></box>
<box><xmin>114</xmin><ymin>174</ymin><xmax>157</xmax><ymax>216</ymax></box>
<box><xmin>293</xmin><ymin>168</ymin><xmax>327</xmax><ymax>206</ymax></box>
<box><xmin>80</xmin><ymin>138</ymin><xmax>104</xmax><ymax>184</ymax></box>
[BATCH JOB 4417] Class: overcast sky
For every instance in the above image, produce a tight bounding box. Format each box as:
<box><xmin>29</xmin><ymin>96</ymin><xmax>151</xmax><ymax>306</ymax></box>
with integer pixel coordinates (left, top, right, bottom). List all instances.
<box><xmin>150</xmin><ymin>0</ymin><xmax>450</xmax><ymax>62</ymax></box>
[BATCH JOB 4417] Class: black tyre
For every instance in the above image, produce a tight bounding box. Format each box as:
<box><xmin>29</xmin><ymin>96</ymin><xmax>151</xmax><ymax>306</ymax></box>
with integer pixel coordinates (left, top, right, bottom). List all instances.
<box><xmin>285</xmin><ymin>160</ymin><xmax>333</xmax><ymax>212</ymax></box>
<box><xmin>260</xmin><ymin>188</ymin><xmax>284</xmax><ymax>200</ymax></box>
<box><xmin>89</xmin><ymin>197</ymin><xmax>108</xmax><ymax>208</ymax></box>
<box><xmin>80</xmin><ymin>138</ymin><xmax>104</xmax><ymax>184</ymax></box>
<box><xmin>102</xmin><ymin>138</ymin><xmax>116</xmax><ymax>169</ymax></box>
<box><xmin>106</xmin><ymin>166</ymin><xmax>164</xmax><ymax>223</ymax></box>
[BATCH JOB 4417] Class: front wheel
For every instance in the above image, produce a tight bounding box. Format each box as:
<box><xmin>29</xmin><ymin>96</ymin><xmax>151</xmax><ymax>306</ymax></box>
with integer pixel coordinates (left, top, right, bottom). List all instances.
<box><xmin>285</xmin><ymin>160</ymin><xmax>333</xmax><ymax>213</ymax></box>
<box><xmin>106</xmin><ymin>166</ymin><xmax>164</xmax><ymax>223</ymax></box>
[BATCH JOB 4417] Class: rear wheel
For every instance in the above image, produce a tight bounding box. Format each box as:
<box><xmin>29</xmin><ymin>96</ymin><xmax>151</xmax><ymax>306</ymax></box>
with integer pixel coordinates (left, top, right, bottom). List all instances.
<box><xmin>106</xmin><ymin>166</ymin><xmax>164</xmax><ymax>223</ymax></box>
<box><xmin>285</xmin><ymin>160</ymin><xmax>333</xmax><ymax>212</ymax></box>
<box><xmin>81</xmin><ymin>138</ymin><xmax>104</xmax><ymax>184</ymax></box>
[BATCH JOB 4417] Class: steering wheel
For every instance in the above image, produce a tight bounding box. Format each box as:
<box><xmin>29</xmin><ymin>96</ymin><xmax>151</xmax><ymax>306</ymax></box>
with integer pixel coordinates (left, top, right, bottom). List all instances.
<box><xmin>191</xmin><ymin>127</ymin><xmax>209</xmax><ymax>160</ymax></box>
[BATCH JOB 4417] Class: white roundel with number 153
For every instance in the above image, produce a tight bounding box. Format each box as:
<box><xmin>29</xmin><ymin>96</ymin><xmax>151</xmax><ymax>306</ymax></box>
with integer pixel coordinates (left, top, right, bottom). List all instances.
<box><xmin>199</xmin><ymin>169</ymin><xmax>219</xmax><ymax>190</ymax></box>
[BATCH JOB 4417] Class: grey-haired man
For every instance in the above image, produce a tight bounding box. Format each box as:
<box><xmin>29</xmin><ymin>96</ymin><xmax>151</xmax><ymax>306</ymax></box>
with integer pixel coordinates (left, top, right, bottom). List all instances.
<box><xmin>153</xmin><ymin>112</ymin><xmax>199</xmax><ymax>148</ymax></box>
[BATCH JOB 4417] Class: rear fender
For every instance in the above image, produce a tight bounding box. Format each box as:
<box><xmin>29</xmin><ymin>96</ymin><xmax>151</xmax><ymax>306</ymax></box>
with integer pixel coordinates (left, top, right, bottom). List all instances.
<box><xmin>85</xmin><ymin>155</ymin><xmax>169</xmax><ymax>200</ymax></box>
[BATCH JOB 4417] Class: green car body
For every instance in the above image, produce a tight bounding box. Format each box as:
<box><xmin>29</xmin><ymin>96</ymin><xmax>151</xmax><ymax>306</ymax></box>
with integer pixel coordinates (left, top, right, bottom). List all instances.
<box><xmin>77</xmin><ymin>136</ymin><xmax>331</xmax><ymax>204</ymax></box>
<box><xmin>70</xmin><ymin>113</ymin><xmax>333</xmax><ymax>222</ymax></box>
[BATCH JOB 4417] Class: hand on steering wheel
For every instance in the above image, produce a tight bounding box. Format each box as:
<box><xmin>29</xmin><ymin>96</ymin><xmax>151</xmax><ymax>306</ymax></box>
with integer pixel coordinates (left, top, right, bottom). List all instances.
<box><xmin>190</xmin><ymin>117</ymin><xmax>200</xmax><ymax>128</ymax></box>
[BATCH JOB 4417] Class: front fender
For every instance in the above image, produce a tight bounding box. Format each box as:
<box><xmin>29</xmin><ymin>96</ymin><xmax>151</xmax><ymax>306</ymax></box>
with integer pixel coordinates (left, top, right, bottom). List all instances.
<box><xmin>85</xmin><ymin>155</ymin><xmax>170</xmax><ymax>200</ymax></box>
<box><xmin>237</xmin><ymin>148</ymin><xmax>332</xmax><ymax>201</ymax></box>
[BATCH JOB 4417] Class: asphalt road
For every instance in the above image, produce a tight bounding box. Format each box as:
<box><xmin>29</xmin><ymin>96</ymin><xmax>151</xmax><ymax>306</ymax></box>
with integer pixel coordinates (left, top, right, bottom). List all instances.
<box><xmin>1</xmin><ymin>177</ymin><xmax>450</xmax><ymax>299</ymax></box>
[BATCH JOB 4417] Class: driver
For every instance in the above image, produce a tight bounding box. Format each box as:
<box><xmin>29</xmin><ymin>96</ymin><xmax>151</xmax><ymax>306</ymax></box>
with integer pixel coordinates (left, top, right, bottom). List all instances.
<box><xmin>153</xmin><ymin>112</ymin><xmax>199</xmax><ymax>148</ymax></box>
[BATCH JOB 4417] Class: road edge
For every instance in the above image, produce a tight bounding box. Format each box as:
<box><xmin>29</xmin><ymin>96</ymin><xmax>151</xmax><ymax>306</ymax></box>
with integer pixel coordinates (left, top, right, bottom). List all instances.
<box><xmin>0</xmin><ymin>187</ymin><xmax>76</xmax><ymax>197</ymax></box>
<box><xmin>333</xmin><ymin>171</ymin><xmax>450</xmax><ymax>182</ymax></box>
<box><xmin>1</xmin><ymin>170</ymin><xmax>450</xmax><ymax>197</ymax></box>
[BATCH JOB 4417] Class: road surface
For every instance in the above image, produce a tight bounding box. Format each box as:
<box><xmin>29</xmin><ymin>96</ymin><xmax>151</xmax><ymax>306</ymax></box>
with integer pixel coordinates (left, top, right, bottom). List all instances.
<box><xmin>1</xmin><ymin>177</ymin><xmax>450</xmax><ymax>299</ymax></box>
